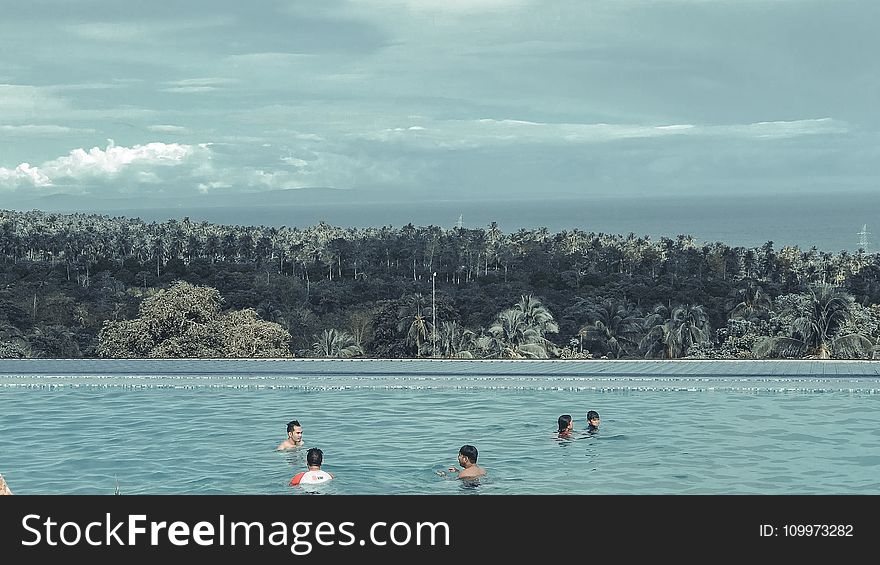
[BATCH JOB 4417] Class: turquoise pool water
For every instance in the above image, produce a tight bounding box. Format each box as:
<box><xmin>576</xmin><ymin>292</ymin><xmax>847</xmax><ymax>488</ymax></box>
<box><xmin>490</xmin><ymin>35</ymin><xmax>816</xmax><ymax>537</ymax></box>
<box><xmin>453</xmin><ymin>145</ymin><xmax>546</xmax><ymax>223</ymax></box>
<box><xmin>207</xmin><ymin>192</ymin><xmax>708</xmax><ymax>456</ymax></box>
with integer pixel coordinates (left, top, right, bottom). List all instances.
<box><xmin>1</xmin><ymin>360</ymin><xmax>878</xmax><ymax>495</ymax></box>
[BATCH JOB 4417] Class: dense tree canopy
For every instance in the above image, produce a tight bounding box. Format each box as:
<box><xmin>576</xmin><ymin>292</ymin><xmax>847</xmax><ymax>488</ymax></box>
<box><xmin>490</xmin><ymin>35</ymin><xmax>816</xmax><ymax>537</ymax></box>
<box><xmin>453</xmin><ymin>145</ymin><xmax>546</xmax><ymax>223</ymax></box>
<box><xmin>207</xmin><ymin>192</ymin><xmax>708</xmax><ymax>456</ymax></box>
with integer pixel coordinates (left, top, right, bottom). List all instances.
<box><xmin>96</xmin><ymin>281</ymin><xmax>291</xmax><ymax>358</ymax></box>
<box><xmin>2</xmin><ymin>209</ymin><xmax>879</xmax><ymax>359</ymax></box>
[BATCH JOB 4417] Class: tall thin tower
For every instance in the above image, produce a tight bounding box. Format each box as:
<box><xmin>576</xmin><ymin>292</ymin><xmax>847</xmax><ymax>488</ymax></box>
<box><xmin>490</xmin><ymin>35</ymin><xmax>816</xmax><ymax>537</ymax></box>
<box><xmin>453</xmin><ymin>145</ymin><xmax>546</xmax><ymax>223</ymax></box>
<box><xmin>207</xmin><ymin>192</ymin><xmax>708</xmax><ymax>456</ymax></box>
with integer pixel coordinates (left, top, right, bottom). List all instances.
<box><xmin>456</xmin><ymin>214</ymin><xmax>463</xmax><ymax>229</ymax></box>
<box><xmin>857</xmin><ymin>223</ymin><xmax>871</xmax><ymax>249</ymax></box>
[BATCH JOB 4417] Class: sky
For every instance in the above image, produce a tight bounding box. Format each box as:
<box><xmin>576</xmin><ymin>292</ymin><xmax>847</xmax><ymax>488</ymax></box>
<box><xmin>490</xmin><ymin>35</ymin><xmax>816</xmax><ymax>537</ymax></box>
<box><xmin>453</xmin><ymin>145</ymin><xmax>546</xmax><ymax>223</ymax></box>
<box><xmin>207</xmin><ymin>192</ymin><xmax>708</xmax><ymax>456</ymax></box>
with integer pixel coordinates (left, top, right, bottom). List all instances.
<box><xmin>1</xmin><ymin>0</ymin><xmax>879</xmax><ymax>211</ymax></box>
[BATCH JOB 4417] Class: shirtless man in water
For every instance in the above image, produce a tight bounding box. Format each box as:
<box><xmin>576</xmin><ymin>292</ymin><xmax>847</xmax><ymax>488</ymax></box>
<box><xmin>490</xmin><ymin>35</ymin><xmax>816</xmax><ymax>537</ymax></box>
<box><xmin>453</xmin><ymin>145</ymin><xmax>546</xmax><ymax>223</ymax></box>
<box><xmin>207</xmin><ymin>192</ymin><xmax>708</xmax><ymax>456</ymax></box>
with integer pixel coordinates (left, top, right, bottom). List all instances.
<box><xmin>447</xmin><ymin>444</ymin><xmax>486</xmax><ymax>479</ymax></box>
<box><xmin>276</xmin><ymin>420</ymin><xmax>304</xmax><ymax>450</ymax></box>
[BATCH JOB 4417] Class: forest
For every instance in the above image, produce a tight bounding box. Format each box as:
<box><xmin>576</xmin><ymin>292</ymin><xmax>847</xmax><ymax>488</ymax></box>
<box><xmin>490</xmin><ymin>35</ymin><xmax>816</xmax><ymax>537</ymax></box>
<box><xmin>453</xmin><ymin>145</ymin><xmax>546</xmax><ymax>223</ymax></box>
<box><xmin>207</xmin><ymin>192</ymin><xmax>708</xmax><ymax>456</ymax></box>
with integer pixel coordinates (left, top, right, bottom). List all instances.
<box><xmin>1</xmin><ymin>208</ymin><xmax>879</xmax><ymax>360</ymax></box>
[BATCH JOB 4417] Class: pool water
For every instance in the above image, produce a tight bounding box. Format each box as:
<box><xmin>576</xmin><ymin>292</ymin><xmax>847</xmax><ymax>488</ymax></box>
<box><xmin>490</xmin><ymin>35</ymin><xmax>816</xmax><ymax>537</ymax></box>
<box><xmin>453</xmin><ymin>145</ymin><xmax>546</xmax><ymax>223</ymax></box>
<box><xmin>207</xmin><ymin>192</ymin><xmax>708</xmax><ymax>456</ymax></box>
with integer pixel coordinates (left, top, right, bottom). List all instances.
<box><xmin>1</xmin><ymin>360</ymin><xmax>878</xmax><ymax>495</ymax></box>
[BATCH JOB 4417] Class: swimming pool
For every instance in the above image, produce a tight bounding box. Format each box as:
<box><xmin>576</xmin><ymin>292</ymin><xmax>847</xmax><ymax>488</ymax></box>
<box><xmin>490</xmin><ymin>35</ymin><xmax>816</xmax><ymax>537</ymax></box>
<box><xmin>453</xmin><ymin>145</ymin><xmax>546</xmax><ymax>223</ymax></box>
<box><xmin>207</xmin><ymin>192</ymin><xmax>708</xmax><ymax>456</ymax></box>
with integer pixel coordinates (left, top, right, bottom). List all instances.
<box><xmin>1</xmin><ymin>359</ymin><xmax>878</xmax><ymax>495</ymax></box>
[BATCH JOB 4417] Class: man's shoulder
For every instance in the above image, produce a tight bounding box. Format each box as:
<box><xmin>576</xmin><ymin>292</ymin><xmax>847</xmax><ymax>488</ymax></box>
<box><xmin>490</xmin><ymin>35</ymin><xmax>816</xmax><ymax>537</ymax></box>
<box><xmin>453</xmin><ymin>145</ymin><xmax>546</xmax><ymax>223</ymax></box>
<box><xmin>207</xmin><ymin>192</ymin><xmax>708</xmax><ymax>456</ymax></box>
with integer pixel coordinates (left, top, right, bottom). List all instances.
<box><xmin>460</xmin><ymin>466</ymin><xmax>486</xmax><ymax>478</ymax></box>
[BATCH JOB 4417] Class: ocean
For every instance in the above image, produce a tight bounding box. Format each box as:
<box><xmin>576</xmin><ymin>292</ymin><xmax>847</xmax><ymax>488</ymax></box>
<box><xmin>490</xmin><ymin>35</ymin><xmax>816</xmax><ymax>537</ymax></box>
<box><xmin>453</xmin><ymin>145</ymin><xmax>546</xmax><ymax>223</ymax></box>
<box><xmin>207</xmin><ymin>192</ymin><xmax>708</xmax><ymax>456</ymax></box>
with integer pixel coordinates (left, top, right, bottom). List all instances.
<box><xmin>102</xmin><ymin>191</ymin><xmax>878</xmax><ymax>253</ymax></box>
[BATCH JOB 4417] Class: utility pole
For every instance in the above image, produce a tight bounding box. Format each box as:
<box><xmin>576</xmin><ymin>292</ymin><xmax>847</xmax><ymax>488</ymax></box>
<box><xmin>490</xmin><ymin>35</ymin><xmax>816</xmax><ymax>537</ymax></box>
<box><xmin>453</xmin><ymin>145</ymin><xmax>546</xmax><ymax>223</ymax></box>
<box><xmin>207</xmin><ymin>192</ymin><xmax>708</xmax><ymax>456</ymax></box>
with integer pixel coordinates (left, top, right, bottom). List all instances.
<box><xmin>432</xmin><ymin>271</ymin><xmax>437</xmax><ymax>357</ymax></box>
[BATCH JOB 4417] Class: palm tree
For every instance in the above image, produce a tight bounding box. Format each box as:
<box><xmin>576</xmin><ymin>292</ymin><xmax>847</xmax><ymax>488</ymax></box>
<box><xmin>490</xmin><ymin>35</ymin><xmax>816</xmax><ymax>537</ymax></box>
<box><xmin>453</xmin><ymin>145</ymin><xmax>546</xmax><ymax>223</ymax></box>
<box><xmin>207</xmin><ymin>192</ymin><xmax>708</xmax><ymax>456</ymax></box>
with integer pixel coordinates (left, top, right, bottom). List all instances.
<box><xmin>398</xmin><ymin>313</ymin><xmax>432</xmax><ymax>357</ymax></box>
<box><xmin>396</xmin><ymin>294</ymin><xmax>432</xmax><ymax>357</ymax></box>
<box><xmin>729</xmin><ymin>281</ymin><xmax>772</xmax><ymax>320</ymax></box>
<box><xmin>438</xmin><ymin>320</ymin><xmax>476</xmax><ymax>358</ymax></box>
<box><xmin>514</xmin><ymin>295</ymin><xmax>559</xmax><ymax>336</ymax></box>
<box><xmin>669</xmin><ymin>304</ymin><xmax>711</xmax><ymax>356</ymax></box>
<box><xmin>488</xmin><ymin>309</ymin><xmax>554</xmax><ymax>358</ymax></box>
<box><xmin>312</xmin><ymin>329</ymin><xmax>363</xmax><ymax>358</ymax></box>
<box><xmin>473</xmin><ymin>332</ymin><xmax>502</xmax><ymax>359</ymax></box>
<box><xmin>581</xmin><ymin>299</ymin><xmax>642</xmax><ymax>358</ymax></box>
<box><xmin>753</xmin><ymin>285</ymin><xmax>872</xmax><ymax>359</ymax></box>
<box><xmin>641</xmin><ymin>304</ymin><xmax>710</xmax><ymax>359</ymax></box>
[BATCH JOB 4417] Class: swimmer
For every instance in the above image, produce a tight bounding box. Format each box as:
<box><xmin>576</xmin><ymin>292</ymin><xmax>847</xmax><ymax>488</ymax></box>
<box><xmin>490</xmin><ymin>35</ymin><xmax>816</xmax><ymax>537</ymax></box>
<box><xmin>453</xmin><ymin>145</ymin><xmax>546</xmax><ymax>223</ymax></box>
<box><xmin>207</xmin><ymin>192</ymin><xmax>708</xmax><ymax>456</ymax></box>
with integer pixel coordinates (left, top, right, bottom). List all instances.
<box><xmin>447</xmin><ymin>444</ymin><xmax>486</xmax><ymax>479</ymax></box>
<box><xmin>586</xmin><ymin>410</ymin><xmax>600</xmax><ymax>433</ymax></box>
<box><xmin>557</xmin><ymin>414</ymin><xmax>573</xmax><ymax>438</ymax></box>
<box><xmin>289</xmin><ymin>447</ymin><xmax>334</xmax><ymax>485</ymax></box>
<box><xmin>276</xmin><ymin>420</ymin><xmax>304</xmax><ymax>450</ymax></box>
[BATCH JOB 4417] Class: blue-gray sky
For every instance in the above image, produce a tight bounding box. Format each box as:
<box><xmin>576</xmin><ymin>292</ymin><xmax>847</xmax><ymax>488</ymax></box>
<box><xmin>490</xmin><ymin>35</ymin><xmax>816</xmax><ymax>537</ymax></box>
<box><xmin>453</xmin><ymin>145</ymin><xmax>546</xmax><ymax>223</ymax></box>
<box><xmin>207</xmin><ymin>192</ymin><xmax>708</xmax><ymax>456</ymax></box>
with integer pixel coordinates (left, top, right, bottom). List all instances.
<box><xmin>1</xmin><ymin>0</ymin><xmax>878</xmax><ymax>207</ymax></box>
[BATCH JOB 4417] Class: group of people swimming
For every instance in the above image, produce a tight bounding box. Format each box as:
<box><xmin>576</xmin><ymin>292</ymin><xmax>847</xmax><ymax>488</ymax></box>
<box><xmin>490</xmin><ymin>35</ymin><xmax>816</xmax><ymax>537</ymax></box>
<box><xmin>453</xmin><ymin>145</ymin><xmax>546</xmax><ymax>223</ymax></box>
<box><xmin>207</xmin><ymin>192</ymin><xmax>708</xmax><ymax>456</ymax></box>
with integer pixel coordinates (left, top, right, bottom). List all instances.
<box><xmin>0</xmin><ymin>412</ymin><xmax>600</xmax><ymax>494</ymax></box>
<box><xmin>557</xmin><ymin>410</ymin><xmax>601</xmax><ymax>439</ymax></box>
<box><xmin>277</xmin><ymin>410</ymin><xmax>601</xmax><ymax>486</ymax></box>
<box><xmin>276</xmin><ymin>419</ymin><xmax>486</xmax><ymax>484</ymax></box>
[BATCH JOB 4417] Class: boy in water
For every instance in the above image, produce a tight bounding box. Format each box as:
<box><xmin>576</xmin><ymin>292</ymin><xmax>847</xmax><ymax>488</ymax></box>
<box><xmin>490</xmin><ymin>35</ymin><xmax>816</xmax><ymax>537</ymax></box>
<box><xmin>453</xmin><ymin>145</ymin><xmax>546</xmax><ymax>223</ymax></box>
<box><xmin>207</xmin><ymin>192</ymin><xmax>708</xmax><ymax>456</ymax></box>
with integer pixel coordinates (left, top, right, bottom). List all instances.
<box><xmin>586</xmin><ymin>410</ymin><xmax>601</xmax><ymax>433</ymax></box>
<box><xmin>557</xmin><ymin>414</ymin><xmax>573</xmax><ymax>438</ymax></box>
<box><xmin>447</xmin><ymin>444</ymin><xmax>486</xmax><ymax>479</ymax></box>
<box><xmin>276</xmin><ymin>420</ymin><xmax>304</xmax><ymax>450</ymax></box>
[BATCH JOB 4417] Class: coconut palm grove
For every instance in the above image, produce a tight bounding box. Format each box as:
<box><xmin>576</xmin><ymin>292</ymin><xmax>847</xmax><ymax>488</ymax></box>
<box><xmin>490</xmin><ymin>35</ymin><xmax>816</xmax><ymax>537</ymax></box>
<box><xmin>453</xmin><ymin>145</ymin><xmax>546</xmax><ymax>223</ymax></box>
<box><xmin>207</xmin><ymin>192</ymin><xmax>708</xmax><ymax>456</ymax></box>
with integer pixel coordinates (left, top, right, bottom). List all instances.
<box><xmin>1</xmin><ymin>209</ymin><xmax>878</xmax><ymax>360</ymax></box>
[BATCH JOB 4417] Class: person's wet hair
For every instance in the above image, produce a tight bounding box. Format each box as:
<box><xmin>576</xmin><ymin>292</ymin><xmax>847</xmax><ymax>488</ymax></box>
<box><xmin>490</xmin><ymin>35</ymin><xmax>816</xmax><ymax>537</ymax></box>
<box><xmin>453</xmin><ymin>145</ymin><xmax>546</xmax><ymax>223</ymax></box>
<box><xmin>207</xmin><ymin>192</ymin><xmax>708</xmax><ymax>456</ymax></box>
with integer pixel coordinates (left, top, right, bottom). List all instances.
<box><xmin>586</xmin><ymin>410</ymin><xmax>600</xmax><ymax>421</ymax></box>
<box><xmin>307</xmin><ymin>447</ymin><xmax>323</xmax><ymax>466</ymax></box>
<box><xmin>287</xmin><ymin>420</ymin><xmax>301</xmax><ymax>433</ymax></box>
<box><xmin>459</xmin><ymin>444</ymin><xmax>478</xmax><ymax>464</ymax></box>
<box><xmin>558</xmin><ymin>414</ymin><xmax>572</xmax><ymax>433</ymax></box>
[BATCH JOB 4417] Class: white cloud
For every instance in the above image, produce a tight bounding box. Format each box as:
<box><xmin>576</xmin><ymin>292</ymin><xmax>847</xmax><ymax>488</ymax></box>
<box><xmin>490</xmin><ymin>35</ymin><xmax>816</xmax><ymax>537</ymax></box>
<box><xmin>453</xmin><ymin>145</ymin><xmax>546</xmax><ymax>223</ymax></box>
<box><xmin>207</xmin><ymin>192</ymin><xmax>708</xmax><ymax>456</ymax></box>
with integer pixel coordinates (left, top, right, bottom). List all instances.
<box><xmin>64</xmin><ymin>17</ymin><xmax>233</xmax><ymax>42</ymax></box>
<box><xmin>160</xmin><ymin>86</ymin><xmax>220</xmax><ymax>93</ymax></box>
<box><xmin>0</xmin><ymin>125</ymin><xmax>96</xmax><ymax>135</ymax></box>
<box><xmin>165</xmin><ymin>78</ymin><xmax>237</xmax><ymax>87</ymax></box>
<box><xmin>0</xmin><ymin>140</ymin><xmax>209</xmax><ymax>191</ymax></box>
<box><xmin>3</xmin><ymin>115</ymin><xmax>840</xmax><ymax>199</ymax></box>
<box><xmin>160</xmin><ymin>78</ymin><xmax>238</xmax><ymax>93</ymax></box>
<box><xmin>0</xmin><ymin>163</ymin><xmax>51</xmax><ymax>187</ymax></box>
<box><xmin>357</xmin><ymin>117</ymin><xmax>848</xmax><ymax>148</ymax></box>
<box><xmin>731</xmin><ymin>118</ymin><xmax>847</xmax><ymax>139</ymax></box>
<box><xmin>47</xmin><ymin>82</ymin><xmax>125</xmax><ymax>92</ymax></box>
<box><xmin>1</xmin><ymin>83</ymin><xmax>159</xmax><ymax>123</ymax></box>
<box><xmin>0</xmin><ymin>139</ymin><xmax>395</xmax><ymax>196</ymax></box>
<box><xmin>64</xmin><ymin>22</ymin><xmax>157</xmax><ymax>42</ymax></box>
<box><xmin>0</xmin><ymin>84</ymin><xmax>70</xmax><ymax>118</ymax></box>
<box><xmin>147</xmin><ymin>125</ymin><xmax>192</xmax><ymax>134</ymax></box>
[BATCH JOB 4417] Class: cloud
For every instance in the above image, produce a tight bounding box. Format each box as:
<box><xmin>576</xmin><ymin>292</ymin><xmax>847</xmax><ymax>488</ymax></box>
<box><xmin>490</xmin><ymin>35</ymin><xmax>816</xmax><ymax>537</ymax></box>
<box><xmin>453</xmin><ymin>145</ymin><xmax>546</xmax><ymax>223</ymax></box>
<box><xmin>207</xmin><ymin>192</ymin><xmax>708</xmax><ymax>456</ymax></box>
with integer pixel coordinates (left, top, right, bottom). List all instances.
<box><xmin>1</xmin><ymin>115</ymin><xmax>850</xmax><ymax>201</ymax></box>
<box><xmin>1</xmin><ymin>83</ymin><xmax>160</xmax><ymax>124</ymax></box>
<box><xmin>0</xmin><ymin>84</ymin><xmax>70</xmax><ymax>118</ymax></box>
<box><xmin>728</xmin><ymin>118</ymin><xmax>847</xmax><ymax>139</ymax></box>
<box><xmin>159</xmin><ymin>77</ymin><xmax>238</xmax><ymax>93</ymax></box>
<box><xmin>0</xmin><ymin>125</ymin><xmax>96</xmax><ymax>136</ymax></box>
<box><xmin>63</xmin><ymin>17</ymin><xmax>233</xmax><ymax>42</ymax></box>
<box><xmin>0</xmin><ymin>163</ymin><xmax>51</xmax><ymax>187</ymax></box>
<box><xmin>147</xmin><ymin>125</ymin><xmax>192</xmax><ymax>134</ymax></box>
<box><xmin>0</xmin><ymin>138</ymin><xmax>404</xmax><ymax>197</ymax></box>
<box><xmin>357</xmin><ymin>117</ymin><xmax>848</xmax><ymax>148</ymax></box>
<box><xmin>64</xmin><ymin>22</ymin><xmax>157</xmax><ymax>42</ymax></box>
<box><xmin>0</xmin><ymin>140</ymin><xmax>209</xmax><ymax>192</ymax></box>
<box><xmin>160</xmin><ymin>86</ymin><xmax>221</xmax><ymax>93</ymax></box>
